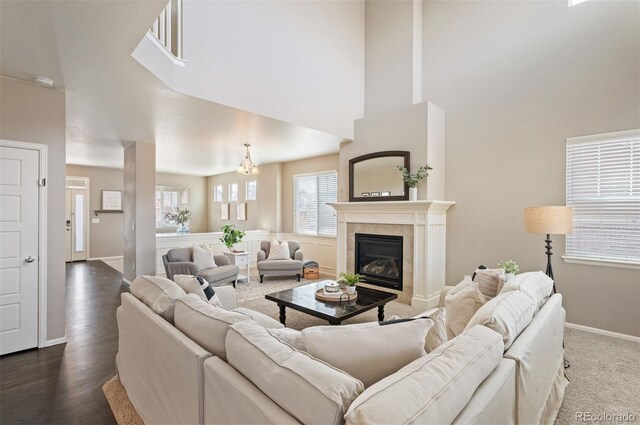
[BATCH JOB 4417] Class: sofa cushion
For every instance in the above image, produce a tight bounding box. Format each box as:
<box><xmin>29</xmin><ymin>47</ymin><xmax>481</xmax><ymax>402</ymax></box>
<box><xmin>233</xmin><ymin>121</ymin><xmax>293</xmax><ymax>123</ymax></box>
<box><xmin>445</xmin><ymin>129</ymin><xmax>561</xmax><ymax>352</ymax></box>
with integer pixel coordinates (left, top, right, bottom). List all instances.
<box><xmin>226</xmin><ymin>321</ymin><xmax>364</xmax><ymax>425</ymax></box>
<box><xmin>129</xmin><ymin>275</ymin><xmax>186</xmax><ymax>324</ymax></box>
<box><xmin>344</xmin><ymin>325</ymin><xmax>504</xmax><ymax>425</ymax></box>
<box><xmin>193</xmin><ymin>244</ymin><xmax>217</xmax><ymax>270</ymax></box>
<box><xmin>173</xmin><ymin>274</ymin><xmax>222</xmax><ymax>306</ymax></box>
<box><xmin>301</xmin><ymin>319</ymin><xmax>432</xmax><ymax>387</ymax></box>
<box><xmin>423</xmin><ymin>307</ymin><xmax>448</xmax><ymax>353</ymax></box>
<box><xmin>232</xmin><ymin>307</ymin><xmax>284</xmax><ymax>329</ymax></box>
<box><xmin>257</xmin><ymin>259</ymin><xmax>303</xmax><ymax>271</ymax></box>
<box><xmin>500</xmin><ymin>271</ymin><xmax>554</xmax><ymax>312</ymax></box>
<box><xmin>473</xmin><ymin>268</ymin><xmax>505</xmax><ymax>300</ymax></box>
<box><xmin>167</xmin><ymin>247</ymin><xmax>193</xmax><ymax>263</ymax></box>
<box><xmin>444</xmin><ymin>277</ymin><xmax>487</xmax><ymax>338</ymax></box>
<box><xmin>268</xmin><ymin>327</ymin><xmax>306</xmax><ymax>351</ymax></box>
<box><xmin>465</xmin><ymin>290</ymin><xmax>537</xmax><ymax>350</ymax></box>
<box><xmin>267</xmin><ymin>238</ymin><xmax>291</xmax><ymax>260</ymax></box>
<box><xmin>199</xmin><ymin>264</ymin><xmax>239</xmax><ymax>284</ymax></box>
<box><xmin>174</xmin><ymin>294</ymin><xmax>252</xmax><ymax>360</ymax></box>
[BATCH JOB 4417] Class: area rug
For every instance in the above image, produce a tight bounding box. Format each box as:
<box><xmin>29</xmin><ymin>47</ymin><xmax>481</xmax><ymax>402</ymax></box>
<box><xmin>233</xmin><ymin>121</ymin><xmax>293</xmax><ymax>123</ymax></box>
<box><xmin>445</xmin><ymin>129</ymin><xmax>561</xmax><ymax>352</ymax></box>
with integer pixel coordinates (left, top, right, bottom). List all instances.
<box><xmin>102</xmin><ymin>375</ymin><xmax>144</xmax><ymax>425</ymax></box>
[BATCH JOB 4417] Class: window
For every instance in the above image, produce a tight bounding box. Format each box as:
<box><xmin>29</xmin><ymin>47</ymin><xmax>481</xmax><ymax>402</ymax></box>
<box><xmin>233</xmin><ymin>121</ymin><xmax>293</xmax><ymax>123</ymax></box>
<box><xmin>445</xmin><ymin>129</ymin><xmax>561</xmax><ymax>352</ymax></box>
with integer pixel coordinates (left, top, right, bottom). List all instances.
<box><xmin>229</xmin><ymin>183</ymin><xmax>238</xmax><ymax>202</ymax></box>
<box><xmin>565</xmin><ymin>130</ymin><xmax>640</xmax><ymax>266</ymax></box>
<box><xmin>156</xmin><ymin>185</ymin><xmax>189</xmax><ymax>228</ymax></box>
<box><xmin>213</xmin><ymin>184</ymin><xmax>223</xmax><ymax>202</ymax></box>
<box><xmin>294</xmin><ymin>171</ymin><xmax>338</xmax><ymax>236</ymax></box>
<box><xmin>246</xmin><ymin>180</ymin><xmax>257</xmax><ymax>201</ymax></box>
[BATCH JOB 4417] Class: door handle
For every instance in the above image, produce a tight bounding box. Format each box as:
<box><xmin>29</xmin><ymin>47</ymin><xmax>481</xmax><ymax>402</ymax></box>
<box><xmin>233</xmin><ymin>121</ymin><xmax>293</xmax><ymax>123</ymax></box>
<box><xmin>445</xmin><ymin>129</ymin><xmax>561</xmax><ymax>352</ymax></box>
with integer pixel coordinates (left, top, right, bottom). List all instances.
<box><xmin>25</xmin><ymin>256</ymin><xmax>35</xmax><ymax>263</ymax></box>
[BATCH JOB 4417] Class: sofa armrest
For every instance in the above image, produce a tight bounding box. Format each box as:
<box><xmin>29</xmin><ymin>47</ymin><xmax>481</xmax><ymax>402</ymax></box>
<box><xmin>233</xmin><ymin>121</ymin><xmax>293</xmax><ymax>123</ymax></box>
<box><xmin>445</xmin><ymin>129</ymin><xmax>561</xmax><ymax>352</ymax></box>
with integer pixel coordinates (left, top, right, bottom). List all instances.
<box><xmin>439</xmin><ymin>285</ymin><xmax>455</xmax><ymax>308</ymax></box>
<box><xmin>294</xmin><ymin>250</ymin><xmax>303</xmax><ymax>261</ymax></box>
<box><xmin>214</xmin><ymin>254</ymin><xmax>230</xmax><ymax>266</ymax></box>
<box><xmin>257</xmin><ymin>250</ymin><xmax>267</xmax><ymax>262</ymax></box>
<box><xmin>215</xmin><ymin>285</ymin><xmax>238</xmax><ymax>309</ymax></box>
<box><xmin>166</xmin><ymin>262</ymin><xmax>199</xmax><ymax>280</ymax></box>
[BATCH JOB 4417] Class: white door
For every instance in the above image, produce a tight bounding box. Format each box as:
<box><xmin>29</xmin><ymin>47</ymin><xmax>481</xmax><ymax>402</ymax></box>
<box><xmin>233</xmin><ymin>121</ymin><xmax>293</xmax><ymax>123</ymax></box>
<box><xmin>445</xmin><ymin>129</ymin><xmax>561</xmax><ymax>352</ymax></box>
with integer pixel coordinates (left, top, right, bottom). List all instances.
<box><xmin>64</xmin><ymin>187</ymin><xmax>88</xmax><ymax>262</ymax></box>
<box><xmin>0</xmin><ymin>146</ymin><xmax>39</xmax><ymax>355</ymax></box>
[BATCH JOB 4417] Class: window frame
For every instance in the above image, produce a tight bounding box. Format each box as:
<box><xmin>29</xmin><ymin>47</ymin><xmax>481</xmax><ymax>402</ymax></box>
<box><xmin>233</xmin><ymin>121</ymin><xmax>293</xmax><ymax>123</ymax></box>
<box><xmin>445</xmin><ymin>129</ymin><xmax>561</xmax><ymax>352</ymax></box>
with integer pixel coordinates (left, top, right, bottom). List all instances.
<box><xmin>213</xmin><ymin>184</ymin><xmax>223</xmax><ymax>202</ymax></box>
<box><xmin>293</xmin><ymin>170</ymin><xmax>338</xmax><ymax>238</ymax></box>
<box><xmin>246</xmin><ymin>180</ymin><xmax>257</xmax><ymax>201</ymax></box>
<box><xmin>229</xmin><ymin>182</ymin><xmax>238</xmax><ymax>202</ymax></box>
<box><xmin>563</xmin><ymin>129</ymin><xmax>640</xmax><ymax>270</ymax></box>
<box><xmin>156</xmin><ymin>184</ymin><xmax>190</xmax><ymax>230</ymax></box>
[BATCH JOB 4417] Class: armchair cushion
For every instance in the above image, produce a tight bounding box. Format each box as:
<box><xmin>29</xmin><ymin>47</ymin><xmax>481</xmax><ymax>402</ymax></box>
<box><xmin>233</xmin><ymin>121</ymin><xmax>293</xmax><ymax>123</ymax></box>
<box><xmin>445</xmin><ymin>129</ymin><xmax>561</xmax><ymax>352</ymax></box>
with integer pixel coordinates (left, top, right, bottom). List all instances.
<box><xmin>214</xmin><ymin>254</ymin><xmax>230</xmax><ymax>267</ymax></box>
<box><xmin>193</xmin><ymin>244</ymin><xmax>217</xmax><ymax>270</ymax></box>
<box><xmin>166</xmin><ymin>248</ymin><xmax>193</xmax><ymax>263</ymax></box>
<box><xmin>256</xmin><ymin>259</ymin><xmax>303</xmax><ymax>272</ymax></box>
<box><xmin>199</xmin><ymin>265</ymin><xmax>239</xmax><ymax>286</ymax></box>
<box><xmin>267</xmin><ymin>238</ymin><xmax>291</xmax><ymax>260</ymax></box>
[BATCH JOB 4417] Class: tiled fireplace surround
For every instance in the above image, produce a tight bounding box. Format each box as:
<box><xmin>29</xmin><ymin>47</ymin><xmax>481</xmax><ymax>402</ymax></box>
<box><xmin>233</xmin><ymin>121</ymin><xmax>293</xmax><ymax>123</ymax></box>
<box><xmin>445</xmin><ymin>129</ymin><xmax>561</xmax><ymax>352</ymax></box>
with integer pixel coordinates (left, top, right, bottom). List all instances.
<box><xmin>331</xmin><ymin>201</ymin><xmax>454</xmax><ymax>310</ymax></box>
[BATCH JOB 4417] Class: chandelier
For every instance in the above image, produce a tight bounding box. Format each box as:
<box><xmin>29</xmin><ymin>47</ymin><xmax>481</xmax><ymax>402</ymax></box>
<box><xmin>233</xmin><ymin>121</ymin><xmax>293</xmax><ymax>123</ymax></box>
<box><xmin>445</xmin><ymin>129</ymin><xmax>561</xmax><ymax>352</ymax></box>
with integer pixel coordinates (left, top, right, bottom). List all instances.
<box><xmin>236</xmin><ymin>143</ymin><xmax>259</xmax><ymax>175</ymax></box>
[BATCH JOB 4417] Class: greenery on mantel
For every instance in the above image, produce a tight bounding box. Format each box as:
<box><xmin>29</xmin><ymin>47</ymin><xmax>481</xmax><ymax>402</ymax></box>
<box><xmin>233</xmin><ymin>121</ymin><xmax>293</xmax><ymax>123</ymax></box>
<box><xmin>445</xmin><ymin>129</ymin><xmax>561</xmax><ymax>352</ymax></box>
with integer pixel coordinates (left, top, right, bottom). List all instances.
<box><xmin>397</xmin><ymin>164</ymin><xmax>433</xmax><ymax>188</ymax></box>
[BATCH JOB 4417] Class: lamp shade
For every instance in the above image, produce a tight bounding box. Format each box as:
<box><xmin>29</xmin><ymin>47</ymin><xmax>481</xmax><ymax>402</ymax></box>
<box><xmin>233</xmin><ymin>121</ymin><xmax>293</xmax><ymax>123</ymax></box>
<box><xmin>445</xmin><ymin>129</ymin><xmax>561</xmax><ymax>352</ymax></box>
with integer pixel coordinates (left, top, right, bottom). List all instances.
<box><xmin>524</xmin><ymin>206</ymin><xmax>573</xmax><ymax>235</ymax></box>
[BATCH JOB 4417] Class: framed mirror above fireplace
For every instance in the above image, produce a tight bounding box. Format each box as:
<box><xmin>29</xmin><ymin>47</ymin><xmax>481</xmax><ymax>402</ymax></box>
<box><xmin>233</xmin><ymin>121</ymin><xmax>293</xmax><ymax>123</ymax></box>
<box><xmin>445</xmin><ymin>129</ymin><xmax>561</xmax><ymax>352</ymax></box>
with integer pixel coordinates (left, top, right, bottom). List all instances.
<box><xmin>349</xmin><ymin>151</ymin><xmax>410</xmax><ymax>202</ymax></box>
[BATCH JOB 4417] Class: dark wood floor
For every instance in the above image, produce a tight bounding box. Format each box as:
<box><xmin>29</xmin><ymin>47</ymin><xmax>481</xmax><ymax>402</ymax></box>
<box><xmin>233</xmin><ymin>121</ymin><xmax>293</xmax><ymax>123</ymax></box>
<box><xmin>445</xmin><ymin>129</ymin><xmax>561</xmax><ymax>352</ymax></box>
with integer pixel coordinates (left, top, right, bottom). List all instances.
<box><xmin>0</xmin><ymin>261</ymin><xmax>126</xmax><ymax>425</ymax></box>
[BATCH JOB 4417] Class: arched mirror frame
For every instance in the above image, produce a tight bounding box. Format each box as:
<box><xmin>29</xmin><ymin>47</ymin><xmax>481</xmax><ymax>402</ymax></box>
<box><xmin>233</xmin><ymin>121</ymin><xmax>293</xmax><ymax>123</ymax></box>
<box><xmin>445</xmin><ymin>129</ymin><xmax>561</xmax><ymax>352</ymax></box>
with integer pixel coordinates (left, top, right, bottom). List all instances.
<box><xmin>349</xmin><ymin>151</ymin><xmax>410</xmax><ymax>202</ymax></box>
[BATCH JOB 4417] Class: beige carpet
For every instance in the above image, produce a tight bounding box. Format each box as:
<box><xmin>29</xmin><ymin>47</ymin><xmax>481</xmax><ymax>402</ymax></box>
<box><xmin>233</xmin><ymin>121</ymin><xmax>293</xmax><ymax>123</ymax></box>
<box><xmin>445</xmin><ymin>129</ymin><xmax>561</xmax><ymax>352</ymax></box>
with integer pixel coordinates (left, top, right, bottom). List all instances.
<box><xmin>103</xmin><ymin>275</ymin><xmax>640</xmax><ymax>424</ymax></box>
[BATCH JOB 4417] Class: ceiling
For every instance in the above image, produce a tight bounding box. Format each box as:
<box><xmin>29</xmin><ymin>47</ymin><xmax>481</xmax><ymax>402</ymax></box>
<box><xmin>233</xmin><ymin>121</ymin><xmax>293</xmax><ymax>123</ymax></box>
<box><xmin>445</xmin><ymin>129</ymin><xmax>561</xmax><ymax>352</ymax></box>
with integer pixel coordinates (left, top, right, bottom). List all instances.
<box><xmin>0</xmin><ymin>0</ymin><xmax>346</xmax><ymax>176</ymax></box>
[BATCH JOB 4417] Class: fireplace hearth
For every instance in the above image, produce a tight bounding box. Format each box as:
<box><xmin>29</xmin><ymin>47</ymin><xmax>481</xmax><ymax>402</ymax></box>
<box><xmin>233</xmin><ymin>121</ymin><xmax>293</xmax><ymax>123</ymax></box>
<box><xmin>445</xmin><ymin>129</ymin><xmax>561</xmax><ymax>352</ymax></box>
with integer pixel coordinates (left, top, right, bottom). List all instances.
<box><xmin>355</xmin><ymin>233</ymin><xmax>403</xmax><ymax>291</ymax></box>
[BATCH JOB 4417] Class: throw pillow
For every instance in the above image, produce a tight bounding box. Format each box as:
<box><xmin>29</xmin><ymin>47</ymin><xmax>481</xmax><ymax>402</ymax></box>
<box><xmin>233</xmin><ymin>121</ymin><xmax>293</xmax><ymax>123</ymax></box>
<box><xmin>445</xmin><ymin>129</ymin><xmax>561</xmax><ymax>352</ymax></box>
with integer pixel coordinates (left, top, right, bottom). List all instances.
<box><xmin>424</xmin><ymin>308</ymin><xmax>448</xmax><ymax>353</ymax></box>
<box><xmin>129</xmin><ymin>275</ymin><xmax>186</xmax><ymax>324</ymax></box>
<box><xmin>500</xmin><ymin>271</ymin><xmax>554</xmax><ymax>312</ymax></box>
<box><xmin>267</xmin><ymin>238</ymin><xmax>290</xmax><ymax>260</ymax></box>
<box><xmin>173</xmin><ymin>274</ymin><xmax>222</xmax><ymax>307</ymax></box>
<box><xmin>226</xmin><ymin>321</ymin><xmax>364</xmax><ymax>425</ymax></box>
<box><xmin>301</xmin><ymin>319</ymin><xmax>433</xmax><ymax>387</ymax></box>
<box><xmin>193</xmin><ymin>244</ymin><xmax>217</xmax><ymax>270</ymax></box>
<box><xmin>444</xmin><ymin>277</ymin><xmax>487</xmax><ymax>338</ymax></box>
<box><xmin>465</xmin><ymin>290</ymin><xmax>536</xmax><ymax>350</ymax></box>
<box><xmin>473</xmin><ymin>268</ymin><xmax>505</xmax><ymax>300</ymax></box>
<box><xmin>268</xmin><ymin>327</ymin><xmax>307</xmax><ymax>351</ymax></box>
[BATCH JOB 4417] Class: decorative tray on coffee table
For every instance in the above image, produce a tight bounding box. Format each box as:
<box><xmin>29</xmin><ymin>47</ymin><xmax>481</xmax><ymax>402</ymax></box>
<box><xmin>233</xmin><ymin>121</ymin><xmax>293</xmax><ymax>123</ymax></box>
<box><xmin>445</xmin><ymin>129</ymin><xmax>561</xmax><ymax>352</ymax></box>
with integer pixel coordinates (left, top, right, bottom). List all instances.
<box><xmin>315</xmin><ymin>288</ymin><xmax>358</xmax><ymax>302</ymax></box>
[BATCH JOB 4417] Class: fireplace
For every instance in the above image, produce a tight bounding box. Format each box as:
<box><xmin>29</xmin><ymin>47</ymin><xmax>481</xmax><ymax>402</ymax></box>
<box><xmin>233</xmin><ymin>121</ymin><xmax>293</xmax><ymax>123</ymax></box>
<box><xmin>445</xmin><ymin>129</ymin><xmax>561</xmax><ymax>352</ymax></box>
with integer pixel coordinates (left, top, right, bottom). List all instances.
<box><xmin>355</xmin><ymin>233</ymin><xmax>403</xmax><ymax>290</ymax></box>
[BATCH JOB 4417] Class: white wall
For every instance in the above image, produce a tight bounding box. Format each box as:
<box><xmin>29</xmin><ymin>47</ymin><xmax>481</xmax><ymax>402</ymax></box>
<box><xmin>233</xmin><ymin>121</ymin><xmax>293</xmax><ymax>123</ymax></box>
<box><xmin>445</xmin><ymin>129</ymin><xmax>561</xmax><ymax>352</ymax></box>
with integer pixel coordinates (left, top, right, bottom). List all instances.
<box><xmin>422</xmin><ymin>0</ymin><xmax>640</xmax><ymax>336</ymax></box>
<box><xmin>0</xmin><ymin>76</ymin><xmax>66</xmax><ymax>342</ymax></box>
<box><xmin>134</xmin><ymin>0</ymin><xmax>365</xmax><ymax>139</ymax></box>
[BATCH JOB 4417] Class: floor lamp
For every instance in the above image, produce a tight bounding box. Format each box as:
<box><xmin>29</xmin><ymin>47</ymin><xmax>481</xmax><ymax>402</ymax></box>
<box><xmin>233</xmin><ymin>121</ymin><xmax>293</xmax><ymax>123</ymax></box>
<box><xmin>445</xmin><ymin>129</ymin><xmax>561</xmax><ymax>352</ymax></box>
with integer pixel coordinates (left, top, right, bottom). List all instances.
<box><xmin>524</xmin><ymin>206</ymin><xmax>573</xmax><ymax>293</ymax></box>
<box><xmin>524</xmin><ymin>206</ymin><xmax>573</xmax><ymax>369</ymax></box>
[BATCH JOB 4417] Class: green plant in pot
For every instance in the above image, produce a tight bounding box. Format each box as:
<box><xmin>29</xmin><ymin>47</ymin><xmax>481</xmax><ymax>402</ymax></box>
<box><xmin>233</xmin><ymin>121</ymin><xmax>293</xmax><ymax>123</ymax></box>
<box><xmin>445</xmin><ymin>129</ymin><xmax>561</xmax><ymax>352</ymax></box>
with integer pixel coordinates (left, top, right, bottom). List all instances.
<box><xmin>497</xmin><ymin>259</ymin><xmax>519</xmax><ymax>282</ymax></box>
<box><xmin>397</xmin><ymin>164</ymin><xmax>433</xmax><ymax>201</ymax></box>
<box><xmin>338</xmin><ymin>272</ymin><xmax>361</xmax><ymax>295</ymax></box>
<box><xmin>220</xmin><ymin>224</ymin><xmax>246</xmax><ymax>252</ymax></box>
<box><xmin>164</xmin><ymin>208</ymin><xmax>191</xmax><ymax>233</ymax></box>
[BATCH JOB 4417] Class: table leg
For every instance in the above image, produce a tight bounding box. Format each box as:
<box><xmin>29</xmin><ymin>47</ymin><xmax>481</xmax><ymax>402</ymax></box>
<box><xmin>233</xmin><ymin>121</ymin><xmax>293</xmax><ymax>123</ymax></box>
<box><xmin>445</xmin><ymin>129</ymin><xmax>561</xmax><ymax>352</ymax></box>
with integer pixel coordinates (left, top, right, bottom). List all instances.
<box><xmin>378</xmin><ymin>305</ymin><xmax>385</xmax><ymax>322</ymax></box>
<box><xmin>278</xmin><ymin>304</ymin><xmax>286</xmax><ymax>326</ymax></box>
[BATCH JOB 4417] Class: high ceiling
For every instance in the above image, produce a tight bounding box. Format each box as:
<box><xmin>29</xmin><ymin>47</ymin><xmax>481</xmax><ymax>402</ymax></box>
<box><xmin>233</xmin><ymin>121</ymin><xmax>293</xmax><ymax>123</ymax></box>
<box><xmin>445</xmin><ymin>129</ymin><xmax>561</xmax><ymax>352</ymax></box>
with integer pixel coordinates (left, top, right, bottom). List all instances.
<box><xmin>0</xmin><ymin>0</ymin><xmax>346</xmax><ymax>176</ymax></box>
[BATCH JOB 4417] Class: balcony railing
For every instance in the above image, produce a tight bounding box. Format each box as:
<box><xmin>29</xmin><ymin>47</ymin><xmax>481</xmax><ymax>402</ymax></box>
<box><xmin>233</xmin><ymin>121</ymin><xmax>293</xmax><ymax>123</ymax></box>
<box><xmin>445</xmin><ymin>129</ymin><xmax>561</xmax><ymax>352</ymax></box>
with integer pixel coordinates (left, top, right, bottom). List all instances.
<box><xmin>149</xmin><ymin>0</ymin><xmax>183</xmax><ymax>62</ymax></box>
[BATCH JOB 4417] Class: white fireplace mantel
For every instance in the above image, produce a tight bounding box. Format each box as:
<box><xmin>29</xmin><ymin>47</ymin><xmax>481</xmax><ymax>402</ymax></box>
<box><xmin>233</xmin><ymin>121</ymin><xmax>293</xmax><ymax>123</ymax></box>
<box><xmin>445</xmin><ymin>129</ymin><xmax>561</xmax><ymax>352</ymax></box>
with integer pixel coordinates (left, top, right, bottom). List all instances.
<box><xmin>330</xmin><ymin>200</ymin><xmax>455</xmax><ymax>310</ymax></box>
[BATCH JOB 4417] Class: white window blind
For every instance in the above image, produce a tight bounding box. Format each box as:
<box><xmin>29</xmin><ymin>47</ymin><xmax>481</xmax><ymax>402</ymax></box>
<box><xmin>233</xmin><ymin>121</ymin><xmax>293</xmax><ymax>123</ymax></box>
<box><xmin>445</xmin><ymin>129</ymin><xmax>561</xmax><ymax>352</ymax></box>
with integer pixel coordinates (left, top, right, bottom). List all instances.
<box><xmin>566</xmin><ymin>130</ymin><xmax>640</xmax><ymax>264</ymax></box>
<box><xmin>294</xmin><ymin>171</ymin><xmax>337</xmax><ymax>237</ymax></box>
<box><xmin>156</xmin><ymin>185</ymin><xmax>189</xmax><ymax>228</ymax></box>
<box><xmin>246</xmin><ymin>180</ymin><xmax>257</xmax><ymax>201</ymax></box>
<box><xmin>229</xmin><ymin>183</ymin><xmax>238</xmax><ymax>202</ymax></box>
<box><xmin>213</xmin><ymin>184</ymin><xmax>223</xmax><ymax>202</ymax></box>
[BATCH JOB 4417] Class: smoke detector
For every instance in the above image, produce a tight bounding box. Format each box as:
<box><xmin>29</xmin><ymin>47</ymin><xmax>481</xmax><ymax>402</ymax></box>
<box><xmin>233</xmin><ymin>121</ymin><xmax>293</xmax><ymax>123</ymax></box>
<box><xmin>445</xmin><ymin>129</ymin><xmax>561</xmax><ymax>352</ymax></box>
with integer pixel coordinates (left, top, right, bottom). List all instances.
<box><xmin>34</xmin><ymin>77</ymin><xmax>55</xmax><ymax>88</ymax></box>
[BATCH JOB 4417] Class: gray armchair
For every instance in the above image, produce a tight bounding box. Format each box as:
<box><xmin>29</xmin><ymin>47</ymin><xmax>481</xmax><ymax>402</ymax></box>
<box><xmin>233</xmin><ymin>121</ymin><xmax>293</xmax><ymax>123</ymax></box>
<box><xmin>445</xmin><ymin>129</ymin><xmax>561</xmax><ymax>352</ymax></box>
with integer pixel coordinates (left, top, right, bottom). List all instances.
<box><xmin>162</xmin><ymin>247</ymin><xmax>239</xmax><ymax>287</ymax></box>
<box><xmin>257</xmin><ymin>240</ymin><xmax>303</xmax><ymax>283</ymax></box>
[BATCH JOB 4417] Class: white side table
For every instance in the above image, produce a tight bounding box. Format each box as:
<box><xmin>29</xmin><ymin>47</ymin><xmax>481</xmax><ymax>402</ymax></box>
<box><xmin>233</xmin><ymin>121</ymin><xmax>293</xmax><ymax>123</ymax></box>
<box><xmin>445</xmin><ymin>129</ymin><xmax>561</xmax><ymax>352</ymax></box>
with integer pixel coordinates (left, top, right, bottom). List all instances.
<box><xmin>223</xmin><ymin>251</ymin><xmax>251</xmax><ymax>284</ymax></box>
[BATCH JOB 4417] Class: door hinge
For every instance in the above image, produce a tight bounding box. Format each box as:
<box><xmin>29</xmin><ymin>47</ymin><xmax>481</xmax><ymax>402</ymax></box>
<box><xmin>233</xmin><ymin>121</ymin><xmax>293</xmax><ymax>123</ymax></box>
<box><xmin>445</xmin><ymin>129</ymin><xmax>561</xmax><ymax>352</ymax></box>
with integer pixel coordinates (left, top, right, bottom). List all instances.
<box><xmin>38</xmin><ymin>178</ymin><xmax>46</xmax><ymax>187</ymax></box>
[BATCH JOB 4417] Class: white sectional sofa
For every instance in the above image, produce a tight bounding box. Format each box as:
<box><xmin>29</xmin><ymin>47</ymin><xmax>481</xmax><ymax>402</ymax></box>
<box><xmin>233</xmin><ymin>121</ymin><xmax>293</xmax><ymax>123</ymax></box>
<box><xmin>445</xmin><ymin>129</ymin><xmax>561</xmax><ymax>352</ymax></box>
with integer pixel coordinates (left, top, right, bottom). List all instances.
<box><xmin>116</xmin><ymin>274</ymin><xmax>568</xmax><ymax>425</ymax></box>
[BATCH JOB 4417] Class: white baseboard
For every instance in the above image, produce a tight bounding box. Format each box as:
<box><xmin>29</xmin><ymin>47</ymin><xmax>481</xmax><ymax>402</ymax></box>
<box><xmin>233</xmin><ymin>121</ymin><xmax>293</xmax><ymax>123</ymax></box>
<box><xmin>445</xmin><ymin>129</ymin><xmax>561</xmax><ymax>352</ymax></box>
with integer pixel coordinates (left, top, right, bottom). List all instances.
<box><xmin>565</xmin><ymin>322</ymin><xmax>640</xmax><ymax>343</ymax></box>
<box><xmin>89</xmin><ymin>255</ymin><xmax>123</xmax><ymax>261</ymax></box>
<box><xmin>45</xmin><ymin>336</ymin><xmax>67</xmax><ymax>347</ymax></box>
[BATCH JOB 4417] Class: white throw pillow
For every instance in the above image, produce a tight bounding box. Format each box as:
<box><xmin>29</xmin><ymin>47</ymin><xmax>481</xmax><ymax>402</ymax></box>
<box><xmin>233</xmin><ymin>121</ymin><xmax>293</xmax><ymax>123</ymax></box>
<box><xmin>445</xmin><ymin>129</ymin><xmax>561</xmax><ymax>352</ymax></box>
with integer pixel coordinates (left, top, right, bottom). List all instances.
<box><xmin>344</xmin><ymin>325</ymin><xmax>504</xmax><ymax>425</ymax></box>
<box><xmin>301</xmin><ymin>319</ymin><xmax>432</xmax><ymax>387</ymax></box>
<box><xmin>226</xmin><ymin>321</ymin><xmax>364</xmax><ymax>425</ymax></box>
<box><xmin>423</xmin><ymin>308</ymin><xmax>448</xmax><ymax>353</ymax></box>
<box><xmin>500</xmin><ymin>271</ymin><xmax>554</xmax><ymax>312</ymax></box>
<box><xmin>268</xmin><ymin>327</ymin><xmax>307</xmax><ymax>351</ymax></box>
<box><xmin>444</xmin><ymin>278</ymin><xmax>487</xmax><ymax>338</ymax></box>
<box><xmin>174</xmin><ymin>294</ymin><xmax>253</xmax><ymax>360</ymax></box>
<box><xmin>193</xmin><ymin>244</ymin><xmax>217</xmax><ymax>270</ymax></box>
<box><xmin>465</xmin><ymin>290</ymin><xmax>537</xmax><ymax>350</ymax></box>
<box><xmin>267</xmin><ymin>239</ymin><xmax>290</xmax><ymax>260</ymax></box>
<box><xmin>174</xmin><ymin>274</ymin><xmax>222</xmax><ymax>307</ymax></box>
<box><xmin>473</xmin><ymin>268</ymin><xmax>505</xmax><ymax>300</ymax></box>
<box><xmin>129</xmin><ymin>275</ymin><xmax>186</xmax><ymax>324</ymax></box>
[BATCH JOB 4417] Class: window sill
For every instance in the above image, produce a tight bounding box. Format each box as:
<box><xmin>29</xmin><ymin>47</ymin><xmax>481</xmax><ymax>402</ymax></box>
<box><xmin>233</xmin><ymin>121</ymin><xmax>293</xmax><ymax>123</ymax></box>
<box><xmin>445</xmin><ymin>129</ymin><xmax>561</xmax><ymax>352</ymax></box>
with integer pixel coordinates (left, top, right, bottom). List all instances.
<box><xmin>293</xmin><ymin>233</ymin><xmax>337</xmax><ymax>239</ymax></box>
<box><xmin>562</xmin><ymin>256</ymin><xmax>640</xmax><ymax>270</ymax></box>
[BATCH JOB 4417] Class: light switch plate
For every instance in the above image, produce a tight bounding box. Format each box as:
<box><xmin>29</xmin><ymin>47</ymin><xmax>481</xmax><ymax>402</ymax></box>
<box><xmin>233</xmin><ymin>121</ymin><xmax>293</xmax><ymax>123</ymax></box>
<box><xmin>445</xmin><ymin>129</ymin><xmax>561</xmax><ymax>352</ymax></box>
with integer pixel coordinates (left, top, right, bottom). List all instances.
<box><xmin>92</xmin><ymin>218</ymin><xmax>100</xmax><ymax>224</ymax></box>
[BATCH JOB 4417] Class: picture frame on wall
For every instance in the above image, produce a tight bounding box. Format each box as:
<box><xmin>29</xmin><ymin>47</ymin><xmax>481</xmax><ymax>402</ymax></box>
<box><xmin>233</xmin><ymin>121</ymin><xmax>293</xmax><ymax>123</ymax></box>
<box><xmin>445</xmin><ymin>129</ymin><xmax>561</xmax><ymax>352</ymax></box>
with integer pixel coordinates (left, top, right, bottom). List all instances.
<box><xmin>236</xmin><ymin>203</ymin><xmax>247</xmax><ymax>221</ymax></box>
<box><xmin>101</xmin><ymin>190</ymin><xmax>122</xmax><ymax>210</ymax></box>
<box><xmin>220</xmin><ymin>203</ymin><xmax>230</xmax><ymax>220</ymax></box>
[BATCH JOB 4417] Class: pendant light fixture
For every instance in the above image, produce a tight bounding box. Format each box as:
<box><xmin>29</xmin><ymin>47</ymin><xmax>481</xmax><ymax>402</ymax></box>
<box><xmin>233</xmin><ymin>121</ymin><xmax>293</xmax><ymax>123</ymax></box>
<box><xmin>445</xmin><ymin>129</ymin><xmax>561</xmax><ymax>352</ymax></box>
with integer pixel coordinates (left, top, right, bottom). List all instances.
<box><xmin>236</xmin><ymin>143</ymin><xmax>259</xmax><ymax>175</ymax></box>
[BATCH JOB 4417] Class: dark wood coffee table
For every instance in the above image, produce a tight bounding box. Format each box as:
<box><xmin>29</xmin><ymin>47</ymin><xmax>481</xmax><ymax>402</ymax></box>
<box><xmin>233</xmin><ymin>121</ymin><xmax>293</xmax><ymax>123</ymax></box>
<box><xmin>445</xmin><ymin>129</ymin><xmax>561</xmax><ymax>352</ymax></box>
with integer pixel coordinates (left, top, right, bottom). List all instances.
<box><xmin>265</xmin><ymin>281</ymin><xmax>398</xmax><ymax>326</ymax></box>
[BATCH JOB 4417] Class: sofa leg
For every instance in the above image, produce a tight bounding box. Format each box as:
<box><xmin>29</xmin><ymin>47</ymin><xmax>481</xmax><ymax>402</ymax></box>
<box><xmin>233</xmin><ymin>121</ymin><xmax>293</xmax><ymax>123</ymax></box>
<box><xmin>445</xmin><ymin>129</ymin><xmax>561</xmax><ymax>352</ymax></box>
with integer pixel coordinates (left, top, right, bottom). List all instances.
<box><xmin>297</xmin><ymin>274</ymin><xmax>301</xmax><ymax>282</ymax></box>
<box><xmin>260</xmin><ymin>275</ymin><xmax>264</xmax><ymax>283</ymax></box>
